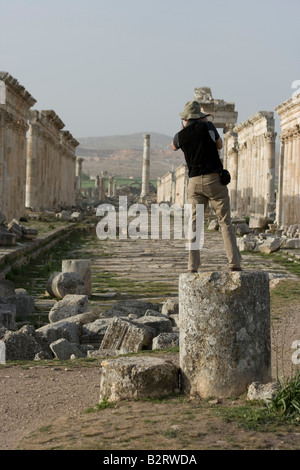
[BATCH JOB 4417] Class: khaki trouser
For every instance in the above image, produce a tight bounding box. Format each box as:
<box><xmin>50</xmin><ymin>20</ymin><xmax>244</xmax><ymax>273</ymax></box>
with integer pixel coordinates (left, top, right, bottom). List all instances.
<box><xmin>187</xmin><ymin>173</ymin><xmax>242</xmax><ymax>271</ymax></box>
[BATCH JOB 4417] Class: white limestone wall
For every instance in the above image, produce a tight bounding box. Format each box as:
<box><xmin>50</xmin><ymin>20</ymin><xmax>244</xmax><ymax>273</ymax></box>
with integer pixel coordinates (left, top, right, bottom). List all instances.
<box><xmin>0</xmin><ymin>72</ymin><xmax>36</xmax><ymax>220</ymax></box>
<box><xmin>26</xmin><ymin>110</ymin><xmax>65</xmax><ymax>210</ymax></box>
<box><xmin>224</xmin><ymin>111</ymin><xmax>277</xmax><ymax>218</ymax></box>
<box><xmin>156</xmin><ymin>171</ymin><xmax>174</xmax><ymax>203</ymax></box>
<box><xmin>174</xmin><ymin>164</ymin><xmax>188</xmax><ymax>207</ymax></box>
<box><xmin>275</xmin><ymin>92</ymin><xmax>300</xmax><ymax>227</ymax></box>
<box><xmin>26</xmin><ymin>112</ymin><xmax>78</xmax><ymax>211</ymax></box>
<box><xmin>59</xmin><ymin>130</ymin><xmax>79</xmax><ymax>208</ymax></box>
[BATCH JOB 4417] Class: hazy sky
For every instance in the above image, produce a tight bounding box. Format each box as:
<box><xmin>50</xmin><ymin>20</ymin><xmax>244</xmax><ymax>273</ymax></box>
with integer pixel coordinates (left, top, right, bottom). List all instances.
<box><xmin>1</xmin><ymin>0</ymin><xmax>299</xmax><ymax>139</ymax></box>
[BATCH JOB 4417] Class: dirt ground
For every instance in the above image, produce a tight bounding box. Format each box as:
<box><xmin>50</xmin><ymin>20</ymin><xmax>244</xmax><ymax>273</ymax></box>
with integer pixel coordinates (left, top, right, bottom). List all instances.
<box><xmin>1</xmin><ymin>299</ymin><xmax>300</xmax><ymax>452</ymax></box>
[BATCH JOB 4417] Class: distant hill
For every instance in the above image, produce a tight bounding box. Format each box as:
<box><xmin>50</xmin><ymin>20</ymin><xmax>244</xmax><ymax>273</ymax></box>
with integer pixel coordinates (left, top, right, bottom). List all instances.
<box><xmin>77</xmin><ymin>132</ymin><xmax>173</xmax><ymax>151</ymax></box>
<box><xmin>76</xmin><ymin>132</ymin><xmax>184</xmax><ymax>179</ymax></box>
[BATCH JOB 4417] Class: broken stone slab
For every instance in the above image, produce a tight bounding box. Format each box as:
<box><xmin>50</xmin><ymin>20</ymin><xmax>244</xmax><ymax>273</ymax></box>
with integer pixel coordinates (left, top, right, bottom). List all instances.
<box><xmin>36</xmin><ymin>319</ymin><xmax>80</xmax><ymax>345</ymax></box>
<box><xmin>100</xmin><ymin>317</ymin><xmax>155</xmax><ymax>352</ymax></box>
<box><xmin>145</xmin><ymin>308</ymin><xmax>179</xmax><ymax>328</ymax></box>
<box><xmin>258</xmin><ymin>237</ymin><xmax>281</xmax><ymax>254</ymax></box>
<box><xmin>3</xmin><ymin>325</ymin><xmax>45</xmax><ymax>361</ymax></box>
<box><xmin>0</xmin><ymin>291</ymin><xmax>35</xmax><ymax>318</ymax></box>
<box><xmin>62</xmin><ymin>259</ymin><xmax>92</xmax><ymax>295</ymax></box>
<box><xmin>80</xmin><ymin>318</ymin><xmax>112</xmax><ymax>346</ymax></box>
<box><xmin>21</xmin><ymin>225</ymin><xmax>38</xmax><ymax>240</ymax></box>
<box><xmin>48</xmin><ymin>294</ymin><xmax>89</xmax><ymax>323</ymax></box>
<box><xmin>7</xmin><ymin>219</ymin><xmax>23</xmax><ymax>239</ymax></box>
<box><xmin>50</xmin><ymin>338</ymin><xmax>86</xmax><ymax>360</ymax></box>
<box><xmin>99</xmin><ymin>356</ymin><xmax>179</xmax><ymax>402</ymax></box>
<box><xmin>152</xmin><ymin>332</ymin><xmax>179</xmax><ymax>350</ymax></box>
<box><xmin>57</xmin><ymin>310</ymin><xmax>102</xmax><ymax>330</ymax></box>
<box><xmin>179</xmin><ymin>271</ymin><xmax>271</xmax><ymax>399</ymax></box>
<box><xmin>282</xmin><ymin>238</ymin><xmax>300</xmax><ymax>249</ymax></box>
<box><xmin>286</xmin><ymin>224</ymin><xmax>300</xmax><ymax>238</ymax></box>
<box><xmin>235</xmin><ymin>223</ymin><xmax>251</xmax><ymax>236</ymax></box>
<box><xmin>0</xmin><ymin>280</ymin><xmax>15</xmax><ymax>298</ymax></box>
<box><xmin>0</xmin><ymin>232</ymin><xmax>16</xmax><ymax>246</ymax></box>
<box><xmin>87</xmin><ymin>348</ymin><xmax>125</xmax><ymax>358</ymax></box>
<box><xmin>231</xmin><ymin>217</ymin><xmax>247</xmax><ymax>224</ymax></box>
<box><xmin>236</xmin><ymin>236</ymin><xmax>257</xmax><ymax>252</ymax></box>
<box><xmin>0</xmin><ymin>304</ymin><xmax>17</xmax><ymax>330</ymax></box>
<box><xmin>247</xmin><ymin>381</ymin><xmax>279</xmax><ymax>402</ymax></box>
<box><xmin>249</xmin><ymin>216</ymin><xmax>270</xmax><ymax>230</ymax></box>
<box><xmin>70</xmin><ymin>212</ymin><xmax>83</xmax><ymax>222</ymax></box>
<box><xmin>36</xmin><ymin>310</ymin><xmax>100</xmax><ymax>347</ymax></box>
<box><xmin>207</xmin><ymin>220</ymin><xmax>219</xmax><ymax>231</ymax></box>
<box><xmin>56</xmin><ymin>210</ymin><xmax>71</xmax><ymax>221</ymax></box>
<box><xmin>161</xmin><ymin>298</ymin><xmax>179</xmax><ymax>316</ymax></box>
<box><xmin>48</xmin><ymin>271</ymin><xmax>85</xmax><ymax>299</ymax></box>
<box><xmin>100</xmin><ymin>300</ymin><xmax>160</xmax><ymax>319</ymax></box>
<box><xmin>135</xmin><ymin>315</ymin><xmax>173</xmax><ymax>336</ymax></box>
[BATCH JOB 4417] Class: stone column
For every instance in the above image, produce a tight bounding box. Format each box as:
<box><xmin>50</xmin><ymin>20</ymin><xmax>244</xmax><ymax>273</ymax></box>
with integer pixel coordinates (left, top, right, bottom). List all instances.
<box><xmin>98</xmin><ymin>175</ymin><xmax>105</xmax><ymax>201</ymax></box>
<box><xmin>264</xmin><ymin>131</ymin><xmax>276</xmax><ymax>215</ymax></box>
<box><xmin>140</xmin><ymin>134</ymin><xmax>150</xmax><ymax>200</ymax></box>
<box><xmin>25</xmin><ymin>117</ymin><xmax>39</xmax><ymax>210</ymax></box>
<box><xmin>156</xmin><ymin>177</ymin><xmax>162</xmax><ymax>203</ymax></box>
<box><xmin>76</xmin><ymin>157</ymin><xmax>83</xmax><ymax>191</ymax></box>
<box><xmin>107</xmin><ymin>176</ymin><xmax>114</xmax><ymax>197</ymax></box>
<box><xmin>295</xmin><ymin>126</ymin><xmax>300</xmax><ymax>221</ymax></box>
<box><xmin>62</xmin><ymin>259</ymin><xmax>92</xmax><ymax>295</ymax></box>
<box><xmin>179</xmin><ymin>271</ymin><xmax>271</xmax><ymax>398</ymax></box>
<box><xmin>276</xmin><ymin>134</ymin><xmax>285</xmax><ymax>227</ymax></box>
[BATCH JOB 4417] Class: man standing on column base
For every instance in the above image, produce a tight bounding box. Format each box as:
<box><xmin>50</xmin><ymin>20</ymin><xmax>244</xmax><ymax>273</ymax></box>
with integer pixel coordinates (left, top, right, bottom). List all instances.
<box><xmin>171</xmin><ymin>100</ymin><xmax>242</xmax><ymax>273</ymax></box>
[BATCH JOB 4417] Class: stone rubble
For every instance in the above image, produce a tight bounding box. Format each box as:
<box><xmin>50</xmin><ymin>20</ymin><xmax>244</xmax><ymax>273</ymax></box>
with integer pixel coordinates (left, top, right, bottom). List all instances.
<box><xmin>0</xmin><ymin>284</ymin><xmax>180</xmax><ymax>363</ymax></box>
<box><xmin>0</xmin><ymin>218</ymin><xmax>38</xmax><ymax>246</ymax></box>
<box><xmin>1</xmin><ymin>220</ymin><xmax>297</xmax><ymax>400</ymax></box>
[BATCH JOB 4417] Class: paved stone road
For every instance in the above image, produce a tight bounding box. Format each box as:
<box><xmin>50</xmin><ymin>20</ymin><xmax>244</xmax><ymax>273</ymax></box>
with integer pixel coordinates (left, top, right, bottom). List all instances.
<box><xmin>88</xmin><ymin>228</ymin><xmax>297</xmax><ymax>304</ymax></box>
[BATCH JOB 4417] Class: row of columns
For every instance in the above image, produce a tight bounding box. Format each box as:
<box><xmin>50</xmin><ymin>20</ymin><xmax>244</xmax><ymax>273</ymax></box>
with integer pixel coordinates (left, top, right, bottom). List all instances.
<box><xmin>0</xmin><ymin>72</ymin><xmax>36</xmax><ymax>220</ymax></box>
<box><xmin>26</xmin><ymin>110</ymin><xmax>80</xmax><ymax>211</ymax></box>
<box><xmin>0</xmin><ymin>72</ymin><xmax>80</xmax><ymax>220</ymax></box>
<box><xmin>157</xmin><ymin>164</ymin><xmax>188</xmax><ymax>207</ymax></box>
<box><xmin>223</xmin><ymin>111</ymin><xmax>277</xmax><ymax>219</ymax></box>
<box><xmin>276</xmin><ymin>92</ymin><xmax>300</xmax><ymax>227</ymax></box>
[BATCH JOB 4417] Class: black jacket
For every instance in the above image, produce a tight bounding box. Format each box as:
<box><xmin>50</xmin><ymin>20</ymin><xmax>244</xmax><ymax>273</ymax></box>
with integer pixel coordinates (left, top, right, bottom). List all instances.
<box><xmin>177</xmin><ymin>121</ymin><xmax>223</xmax><ymax>178</ymax></box>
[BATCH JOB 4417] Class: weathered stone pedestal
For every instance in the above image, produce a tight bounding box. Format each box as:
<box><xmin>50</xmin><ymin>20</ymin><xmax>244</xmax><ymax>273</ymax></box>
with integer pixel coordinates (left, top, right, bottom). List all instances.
<box><xmin>62</xmin><ymin>259</ymin><xmax>92</xmax><ymax>295</ymax></box>
<box><xmin>179</xmin><ymin>271</ymin><xmax>271</xmax><ymax>398</ymax></box>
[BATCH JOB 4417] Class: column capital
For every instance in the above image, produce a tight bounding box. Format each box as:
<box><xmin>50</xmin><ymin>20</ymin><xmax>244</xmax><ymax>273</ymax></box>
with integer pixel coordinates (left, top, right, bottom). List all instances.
<box><xmin>264</xmin><ymin>131</ymin><xmax>277</xmax><ymax>143</ymax></box>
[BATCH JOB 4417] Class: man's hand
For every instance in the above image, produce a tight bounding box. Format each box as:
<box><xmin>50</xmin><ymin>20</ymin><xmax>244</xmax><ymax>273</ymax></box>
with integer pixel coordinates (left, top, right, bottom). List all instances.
<box><xmin>216</xmin><ymin>137</ymin><xmax>223</xmax><ymax>150</ymax></box>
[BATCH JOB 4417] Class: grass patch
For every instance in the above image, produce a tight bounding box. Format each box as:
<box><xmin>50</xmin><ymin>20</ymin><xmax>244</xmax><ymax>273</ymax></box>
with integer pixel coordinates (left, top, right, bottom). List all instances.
<box><xmin>214</xmin><ymin>374</ymin><xmax>300</xmax><ymax>431</ymax></box>
<box><xmin>255</xmin><ymin>251</ymin><xmax>300</xmax><ymax>277</ymax></box>
<box><xmin>85</xmin><ymin>398</ymin><xmax>116</xmax><ymax>413</ymax></box>
<box><xmin>93</xmin><ymin>270</ymin><xmax>176</xmax><ymax>297</ymax></box>
<box><xmin>268</xmin><ymin>372</ymin><xmax>300</xmax><ymax>419</ymax></box>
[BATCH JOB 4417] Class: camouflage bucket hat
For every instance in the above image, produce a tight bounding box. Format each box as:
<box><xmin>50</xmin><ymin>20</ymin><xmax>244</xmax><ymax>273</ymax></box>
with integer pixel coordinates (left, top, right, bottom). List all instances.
<box><xmin>179</xmin><ymin>100</ymin><xmax>207</xmax><ymax>120</ymax></box>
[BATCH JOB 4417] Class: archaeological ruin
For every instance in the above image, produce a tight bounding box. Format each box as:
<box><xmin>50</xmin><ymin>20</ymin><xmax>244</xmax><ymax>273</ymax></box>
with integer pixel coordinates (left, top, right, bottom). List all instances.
<box><xmin>158</xmin><ymin>86</ymin><xmax>300</xmax><ymax>232</ymax></box>
<box><xmin>1</xmin><ymin>73</ymin><xmax>300</xmax><ymax>403</ymax></box>
<box><xmin>0</xmin><ymin>72</ymin><xmax>81</xmax><ymax>221</ymax></box>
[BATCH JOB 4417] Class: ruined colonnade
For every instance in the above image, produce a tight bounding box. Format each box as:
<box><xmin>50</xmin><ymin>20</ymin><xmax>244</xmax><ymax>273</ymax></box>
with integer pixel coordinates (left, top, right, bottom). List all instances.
<box><xmin>157</xmin><ymin>87</ymin><xmax>300</xmax><ymax>229</ymax></box>
<box><xmin>276</xmin><ymin>93</ymin><xmax>300</xmax><ymax>227</ymax></box>
<box><xmin>0</xmin><ymin>72</ymin><xmax>81</xmax><ymax>221</ymax></box>
<box><xmin>0</xmin><ymin>72</ymin><xmax>36</xmax><ymax>220</ymax></box>
<box><xmin>26</xmin><ymin>110</ymin><xmax>79</xmax><ymax>211</ymax></box>
<box><xmin>223</xmin><ymin>111</ymin><xmax>277</xmax><ymax>219</ymax></box>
